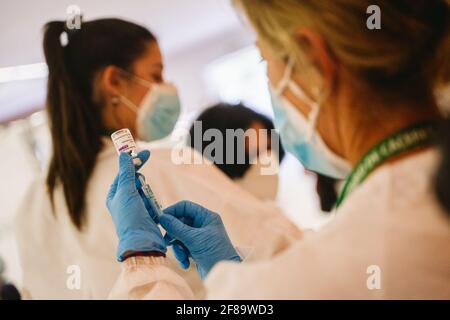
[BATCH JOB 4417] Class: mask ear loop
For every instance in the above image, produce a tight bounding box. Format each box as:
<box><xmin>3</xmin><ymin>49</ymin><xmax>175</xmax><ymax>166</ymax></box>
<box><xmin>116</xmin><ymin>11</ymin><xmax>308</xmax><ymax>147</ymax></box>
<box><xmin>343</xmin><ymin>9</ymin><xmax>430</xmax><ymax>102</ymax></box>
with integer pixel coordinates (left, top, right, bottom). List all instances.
<box><xmin>109</xmin><ymin>94</ymin><xmax>136</xmax><ymax>131</ymax></box>
<box><xmin>286</xmin><ymin>59</ymin><xmax>321</xmax><ymax>141</ymax></box>
<box><xmin>119</xmin><ymin>71</ymin><xmax>155</xmax><ymax>135</ymax></box>
<box><xmin>119</xmin><ymin>68</ymin><xmax>153</xmax><ymax>89</ymax></box>
<box><xmin>130</xmin><ymin>75</ymin><xmax>153</xmax><ymax>89</ymax></box>
<box><xmin>307</xmin><ymin>85</ymin><xmax>331</xmax><ymax>140</ymax></box>
<box><xmin>114</xmin><ymin>68</ymin><xmax>154</xmax><ymax>114</ymax></box>
<box><xmin>273</xmin><ymin>56</ymin><xmax>296</xmax><ymax>96</ymax></box>
<box><xmin>118</xmin><ymin>95</ymin><xmax>139</xmax><ymax>114</ymax></box>
<box><xmin>275</xmin><ymin>55</ymin><xmax>328</xmax><ymax>141</ymax></box>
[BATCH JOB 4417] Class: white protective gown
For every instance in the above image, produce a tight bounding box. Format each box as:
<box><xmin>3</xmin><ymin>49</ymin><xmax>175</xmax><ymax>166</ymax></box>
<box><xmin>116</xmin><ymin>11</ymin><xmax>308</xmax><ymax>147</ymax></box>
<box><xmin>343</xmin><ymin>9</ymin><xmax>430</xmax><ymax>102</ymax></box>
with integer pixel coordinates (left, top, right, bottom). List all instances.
<box><xmin>109</xmin><ymin>149</ymin><xmax>450</xmax><ymax>299</ymax></box>
<box><xmin>14</xmin><ymin>139</ymin><xmax>301</xmax><ymax>299</ymax></box>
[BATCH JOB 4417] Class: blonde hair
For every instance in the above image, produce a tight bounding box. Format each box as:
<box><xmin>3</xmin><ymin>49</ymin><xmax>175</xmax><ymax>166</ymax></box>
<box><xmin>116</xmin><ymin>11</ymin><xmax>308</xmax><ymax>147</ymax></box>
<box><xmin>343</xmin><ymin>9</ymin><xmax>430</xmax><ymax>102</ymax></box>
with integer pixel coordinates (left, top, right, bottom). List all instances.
<box><xmin>234</xmin><ymin>0</ymin><xmax>450</xmax><ymax>101</ymax></box>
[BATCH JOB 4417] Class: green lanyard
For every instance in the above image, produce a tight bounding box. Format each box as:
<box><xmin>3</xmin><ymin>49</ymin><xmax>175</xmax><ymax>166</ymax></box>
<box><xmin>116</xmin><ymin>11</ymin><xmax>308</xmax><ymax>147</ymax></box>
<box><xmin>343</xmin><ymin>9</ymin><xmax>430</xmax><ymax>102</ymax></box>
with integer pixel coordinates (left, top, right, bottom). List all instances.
<box><xmin>335</xmin><ymin>121</ymin><xmax>434</xmax><ymax>209</ymax></box>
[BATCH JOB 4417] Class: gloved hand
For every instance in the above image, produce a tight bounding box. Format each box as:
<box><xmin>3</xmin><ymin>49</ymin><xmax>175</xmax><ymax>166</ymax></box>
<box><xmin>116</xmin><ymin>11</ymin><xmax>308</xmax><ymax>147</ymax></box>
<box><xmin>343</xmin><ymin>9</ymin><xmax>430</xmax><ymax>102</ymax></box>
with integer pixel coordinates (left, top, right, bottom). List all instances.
<box><xmin>106</xmin><ymin>151</ymin><xmax>166</xmax><ymax>262</ymax></box>
<box><xmin>159</xmin><ymin>200</ymin><xmax>241</xmax><ymax>279</ymax></box>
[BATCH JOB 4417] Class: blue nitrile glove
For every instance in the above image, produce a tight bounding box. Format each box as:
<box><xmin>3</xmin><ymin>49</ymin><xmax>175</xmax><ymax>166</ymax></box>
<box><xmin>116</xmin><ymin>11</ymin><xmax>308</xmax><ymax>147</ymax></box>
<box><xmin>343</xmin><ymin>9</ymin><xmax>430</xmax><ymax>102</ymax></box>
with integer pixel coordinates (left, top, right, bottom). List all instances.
<box><xmin>106</xmin><ymin>151</ymin><xmax>166</xmax><ymax>262</ymax></box>
<box><xmin>159</xmin><ymin>200</ymin><xmax>242</xmax><ymax>279</ymax></box>
<box><xmin>164</xmin><ymin>235</ymin><xmax>190</xmax><ymax>269</ymax></box>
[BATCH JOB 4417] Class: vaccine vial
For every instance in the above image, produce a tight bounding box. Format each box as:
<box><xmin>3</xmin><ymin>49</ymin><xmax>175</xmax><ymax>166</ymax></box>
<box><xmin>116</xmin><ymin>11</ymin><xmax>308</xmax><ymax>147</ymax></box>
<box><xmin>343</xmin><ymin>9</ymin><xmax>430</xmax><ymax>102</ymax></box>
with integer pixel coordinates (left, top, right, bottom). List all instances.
<box><xmin>111</xmin><ymin>128</ymin><xmax>142</xmax><ymax>166</ymax></box>
<box><xmin>110</xmin><ymin>128</ymin><xmax>164</xmax><ymax>219</ymax></box>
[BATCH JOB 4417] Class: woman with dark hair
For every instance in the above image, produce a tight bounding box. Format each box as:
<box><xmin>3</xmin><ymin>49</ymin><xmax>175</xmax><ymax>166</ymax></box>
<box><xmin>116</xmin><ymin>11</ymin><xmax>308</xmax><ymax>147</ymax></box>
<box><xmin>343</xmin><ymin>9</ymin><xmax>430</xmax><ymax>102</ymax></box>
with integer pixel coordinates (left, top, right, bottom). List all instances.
<box><xmin>14</xmin><ymin>18</ymin><xmax>300</xmax><ymax>299</ymax></box>
<box><xmin>44</xmin><ymin>18</ymin><xmax>168</xmax><ymax>230</ymax></box>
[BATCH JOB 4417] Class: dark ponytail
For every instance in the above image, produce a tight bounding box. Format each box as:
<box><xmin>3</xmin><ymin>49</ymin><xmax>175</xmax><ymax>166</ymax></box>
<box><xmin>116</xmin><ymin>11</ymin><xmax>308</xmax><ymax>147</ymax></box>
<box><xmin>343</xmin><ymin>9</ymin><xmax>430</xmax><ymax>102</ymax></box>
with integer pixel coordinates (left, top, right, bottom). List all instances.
<box><xmin>44</xmin><ymin>19</ymin><xmax>156</xmax><ymax>229</ymax></box>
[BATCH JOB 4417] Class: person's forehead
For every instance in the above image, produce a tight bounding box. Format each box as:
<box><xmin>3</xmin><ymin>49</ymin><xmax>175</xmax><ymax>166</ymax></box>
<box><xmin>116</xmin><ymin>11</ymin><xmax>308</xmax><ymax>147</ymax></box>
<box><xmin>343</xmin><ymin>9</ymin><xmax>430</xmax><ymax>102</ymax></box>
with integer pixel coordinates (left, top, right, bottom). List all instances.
<box><xmin>136</xmin><ymin>42</ymin><xmax>163</xmax><ymax>69</ymax></box>
<box><xmin>249</xmin><ymin>121</ymin><xmax>266</xmax><ymax>130</ymax></box>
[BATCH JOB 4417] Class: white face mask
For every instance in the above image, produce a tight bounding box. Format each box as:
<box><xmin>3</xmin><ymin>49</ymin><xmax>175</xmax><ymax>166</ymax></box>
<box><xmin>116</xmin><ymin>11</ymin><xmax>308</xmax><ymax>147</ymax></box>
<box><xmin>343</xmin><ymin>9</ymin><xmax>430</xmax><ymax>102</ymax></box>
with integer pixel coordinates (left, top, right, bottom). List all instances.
<box><xmin>270</xmin><ymin>57</ymin><xmax>352</xmax><ymax>179</ymax></box>
<box><xmin>235</xmin><ymin>153</ymin><xmax>279</xmax><ymax>201</ymax></box>
<box><xmin>119</xmin><ymin>75</ymin><xmax>181</xmax><ymax>142</ymax></box>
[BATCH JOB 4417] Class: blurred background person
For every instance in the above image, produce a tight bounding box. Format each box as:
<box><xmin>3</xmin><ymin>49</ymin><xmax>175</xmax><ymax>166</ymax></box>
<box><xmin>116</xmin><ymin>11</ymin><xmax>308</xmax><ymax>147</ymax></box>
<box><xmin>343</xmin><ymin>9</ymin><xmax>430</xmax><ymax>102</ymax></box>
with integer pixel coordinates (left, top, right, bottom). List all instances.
<box><xmin>188</xmin><ymin>102</ymin><xmax>285</xmax><ymax>201</ymax></box>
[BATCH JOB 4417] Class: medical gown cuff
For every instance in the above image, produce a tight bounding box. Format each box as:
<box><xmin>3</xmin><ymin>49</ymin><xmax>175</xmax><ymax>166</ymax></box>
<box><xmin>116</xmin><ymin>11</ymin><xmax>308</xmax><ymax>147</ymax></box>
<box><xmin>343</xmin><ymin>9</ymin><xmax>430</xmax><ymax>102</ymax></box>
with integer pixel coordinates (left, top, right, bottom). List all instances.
<box><xmin>122</xmin><ymin>256</ymin><xmax>167</xmax><ymax>270</ymax></box>
<box><xmin>117</xmin><ymin>230</ymin><xmax>166</xmax><ymax>262</ymax></box>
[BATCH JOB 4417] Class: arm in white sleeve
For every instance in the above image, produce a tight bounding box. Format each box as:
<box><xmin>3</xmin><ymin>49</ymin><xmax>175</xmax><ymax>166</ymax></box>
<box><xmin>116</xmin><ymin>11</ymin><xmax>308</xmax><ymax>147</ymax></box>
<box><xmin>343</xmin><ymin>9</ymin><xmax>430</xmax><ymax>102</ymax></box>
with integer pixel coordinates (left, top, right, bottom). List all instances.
<box><xmin>108</xmin><ymin>256</ymin><xmax>194</xmax><ymax>300</ymax></box>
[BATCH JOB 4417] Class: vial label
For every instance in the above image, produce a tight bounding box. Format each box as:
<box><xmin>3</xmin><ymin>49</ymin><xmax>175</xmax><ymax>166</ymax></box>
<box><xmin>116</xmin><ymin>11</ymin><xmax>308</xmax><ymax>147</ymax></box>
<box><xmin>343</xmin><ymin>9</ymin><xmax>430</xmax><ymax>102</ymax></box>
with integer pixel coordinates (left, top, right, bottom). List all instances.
<box><xmin>111</xmin><ymin>129</ymin><xmax>138</xmax><ymax>157</ymax></box>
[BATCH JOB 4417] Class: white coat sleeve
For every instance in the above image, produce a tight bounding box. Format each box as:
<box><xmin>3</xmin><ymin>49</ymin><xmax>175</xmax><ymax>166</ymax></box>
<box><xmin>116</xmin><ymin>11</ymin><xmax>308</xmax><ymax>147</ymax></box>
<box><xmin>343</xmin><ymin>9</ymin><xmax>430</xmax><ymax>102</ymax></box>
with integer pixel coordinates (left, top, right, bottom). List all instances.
<box><xmin>108</xmin><ymin>256</ymin><xmax>194</xmax><ymax>300</ymax></box>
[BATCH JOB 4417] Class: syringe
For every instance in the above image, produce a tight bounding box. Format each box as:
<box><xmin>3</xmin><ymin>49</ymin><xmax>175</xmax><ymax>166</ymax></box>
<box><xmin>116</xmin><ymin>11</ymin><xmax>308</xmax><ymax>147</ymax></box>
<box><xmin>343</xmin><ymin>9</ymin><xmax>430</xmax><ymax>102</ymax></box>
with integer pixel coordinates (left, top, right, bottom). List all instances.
<box><xmin>111</xmin><ymin>129</ymin><xmax>163</xmax><ymax>219</ymax></box>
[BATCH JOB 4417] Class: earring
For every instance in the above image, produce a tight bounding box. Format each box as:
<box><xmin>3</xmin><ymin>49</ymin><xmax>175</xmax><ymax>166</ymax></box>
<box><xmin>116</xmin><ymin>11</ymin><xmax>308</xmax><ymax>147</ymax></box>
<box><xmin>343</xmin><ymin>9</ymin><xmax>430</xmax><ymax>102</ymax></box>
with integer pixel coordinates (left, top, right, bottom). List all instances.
<box><xmin>111</xmin><ymin>96</ymin><xmax>120</xmax><ymax>106</ymax></box>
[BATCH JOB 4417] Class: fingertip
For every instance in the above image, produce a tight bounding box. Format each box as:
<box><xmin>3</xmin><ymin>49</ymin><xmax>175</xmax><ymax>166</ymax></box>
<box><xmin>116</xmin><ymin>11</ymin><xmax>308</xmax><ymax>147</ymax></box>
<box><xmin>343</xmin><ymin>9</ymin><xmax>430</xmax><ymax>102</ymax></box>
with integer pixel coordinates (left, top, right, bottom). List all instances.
<box><xmin>173</xmin><ymin>243</ymin><xmax>190</xmax><ymax>269</ymax></box>
<box><xmin>161</xmin><ymin>203</ymin><xmax>178</xmax><ymax>217</ymax></box>
<box><xmin>134</xmin><ymin>150</ymin><xmax>151</xmax><ymax>171</ymax></box>
<box><xmin>163</xmin><ymin>236</ymin><xmax>172</xmax><ymax>246</ymax></box>
<box><xmin>138</xmin><ymin>150</ymin><xmax>151</xmax><ymax>161</ymax></box>
<box><xmin>180</xmin><ymin>260</ymin><xmax>190</xmax><ymax>270</ymax></box>
<box><xmin>160</xmin><ymin>214</ymin><xmax>188</xmax><ymax>239</ymax></box>
<box><xmin>159</xmin><ymin>213</ymin><xmax>172</xmax><ymax>227</ymax></box>
<box><xmin>185</xmin><ymin>200</ymin><xmax>201</xmax><ymax>212</ymax></box>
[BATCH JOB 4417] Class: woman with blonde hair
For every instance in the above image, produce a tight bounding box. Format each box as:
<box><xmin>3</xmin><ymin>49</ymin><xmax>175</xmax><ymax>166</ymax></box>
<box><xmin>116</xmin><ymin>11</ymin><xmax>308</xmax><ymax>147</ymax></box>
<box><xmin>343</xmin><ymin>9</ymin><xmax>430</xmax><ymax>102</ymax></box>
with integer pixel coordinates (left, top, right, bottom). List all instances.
<box><xmin>106</xmin><ymin>0</ymin><xmax>450</xmax><ymax>299</ymax></box>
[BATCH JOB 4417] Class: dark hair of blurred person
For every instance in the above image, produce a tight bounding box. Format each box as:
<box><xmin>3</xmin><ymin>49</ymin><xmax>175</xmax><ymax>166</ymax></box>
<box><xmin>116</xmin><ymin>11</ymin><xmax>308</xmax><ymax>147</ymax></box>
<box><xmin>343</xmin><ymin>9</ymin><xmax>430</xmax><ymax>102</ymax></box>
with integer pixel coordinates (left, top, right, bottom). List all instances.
<box><xmin>188</xmin><ymin>102</ymin><xmax>285</xmax><ymax>180</ymax></box>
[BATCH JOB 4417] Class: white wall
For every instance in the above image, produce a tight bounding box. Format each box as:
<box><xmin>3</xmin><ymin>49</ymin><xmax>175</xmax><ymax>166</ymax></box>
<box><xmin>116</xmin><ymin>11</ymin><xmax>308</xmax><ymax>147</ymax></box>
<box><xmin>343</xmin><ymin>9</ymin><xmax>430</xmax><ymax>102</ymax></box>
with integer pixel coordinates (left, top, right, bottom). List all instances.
<box><xmin>165</xmin><ymin>26</ymin><xmax>254</xmax><ymax>120</ymax></box>
<box><xmin>0</xmin><ymin>0</ymin><xmax>244</xmax><ymax>123</ymax></box>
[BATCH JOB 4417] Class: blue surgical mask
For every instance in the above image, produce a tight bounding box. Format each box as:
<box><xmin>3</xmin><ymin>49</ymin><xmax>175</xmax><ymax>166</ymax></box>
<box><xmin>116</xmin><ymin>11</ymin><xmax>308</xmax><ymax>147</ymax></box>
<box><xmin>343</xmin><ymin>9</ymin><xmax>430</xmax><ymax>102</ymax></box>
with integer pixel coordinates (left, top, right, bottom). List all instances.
<box><xmin>269</xmin><ymin>57</ymin><xmax>352</xmax><ymax>179</ymax></box>
<box><xmin>119</xmin><ymin>75</ymin><xmax>181</xmax><ymax>142</ymax></box>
